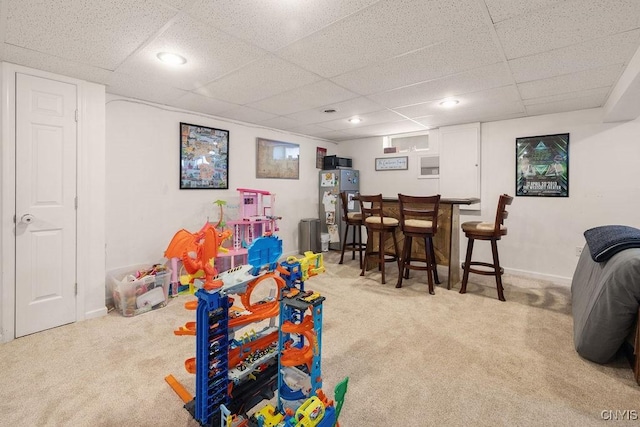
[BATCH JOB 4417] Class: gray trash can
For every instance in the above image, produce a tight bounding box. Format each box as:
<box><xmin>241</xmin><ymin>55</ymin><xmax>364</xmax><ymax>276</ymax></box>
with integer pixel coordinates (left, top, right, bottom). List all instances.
<box><xmin>299</xmin><ymin>218</ymin><xmax>320</xmax><ymax>254</ymax></box>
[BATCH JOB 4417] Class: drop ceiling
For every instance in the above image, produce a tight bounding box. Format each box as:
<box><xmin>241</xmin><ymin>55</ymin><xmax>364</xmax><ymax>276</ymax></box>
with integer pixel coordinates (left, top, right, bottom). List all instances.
<box><xmin>2</xmin><ymin>0</ymin><xmax>640</xmax><ymax>142</ymax></box>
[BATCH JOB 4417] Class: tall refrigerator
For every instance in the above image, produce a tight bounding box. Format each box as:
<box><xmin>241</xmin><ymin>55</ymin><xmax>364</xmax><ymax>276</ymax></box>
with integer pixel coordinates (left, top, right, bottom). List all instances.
<box><xmin>319</xmin><ymin>168</ymin><xmax>360</xmax><ymax>250</ymax></box>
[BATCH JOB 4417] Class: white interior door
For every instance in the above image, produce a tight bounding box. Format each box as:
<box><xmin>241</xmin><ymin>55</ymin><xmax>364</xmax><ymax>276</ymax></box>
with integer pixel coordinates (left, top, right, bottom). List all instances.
<box><xmin>15</xmin><ymin>73</ymin><xmax>78</xmax><ymax>337</ymax></box>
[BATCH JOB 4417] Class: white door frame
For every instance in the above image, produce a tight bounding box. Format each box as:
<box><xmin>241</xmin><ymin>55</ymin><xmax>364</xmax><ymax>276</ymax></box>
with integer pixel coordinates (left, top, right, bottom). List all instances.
<box><xmin>1</xmin><ymin>62</ymin><xmax>107</xmax><ymax>342</ymax></box>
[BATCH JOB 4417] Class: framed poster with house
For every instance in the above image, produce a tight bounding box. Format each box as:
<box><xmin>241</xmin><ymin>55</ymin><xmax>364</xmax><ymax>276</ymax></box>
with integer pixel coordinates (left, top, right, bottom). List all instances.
<box><xmin>180</xmin><ymin>122</ymin><xmax>229</xmax><ymax>189</ymax></box>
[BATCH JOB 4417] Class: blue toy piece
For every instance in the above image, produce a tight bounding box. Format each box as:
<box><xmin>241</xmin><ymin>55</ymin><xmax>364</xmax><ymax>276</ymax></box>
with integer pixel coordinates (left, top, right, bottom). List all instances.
<box><xmin>248</xmin><ymin>235</ymin><xmax>283</xmax><ymax>275</ymax></box>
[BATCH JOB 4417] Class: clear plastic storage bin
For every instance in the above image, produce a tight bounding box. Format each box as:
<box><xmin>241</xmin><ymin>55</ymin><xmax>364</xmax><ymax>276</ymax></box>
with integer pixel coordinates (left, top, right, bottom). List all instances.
<box><xmin>107</xmin><ymin>265</ymin><xmax>171</xmax><ymax>317</ymax></box>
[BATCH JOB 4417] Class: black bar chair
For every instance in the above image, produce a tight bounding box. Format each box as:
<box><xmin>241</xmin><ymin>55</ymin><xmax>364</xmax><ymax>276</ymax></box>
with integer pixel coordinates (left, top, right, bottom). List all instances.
<box><xmin>338</xmin><ymin>191</ymin><xmax>365</xmax><ymax>268</ymax></box>
<box><xmin>459</xmin><ymin>194</ymin><xmax>514</xmax><ymax>301</ymax></box>
<box><xmin>396</xmin><ymin>194</ymin><xmax>441</xmax><ymax>294</ymax></box>
<box><xmin>358</xmin><ymin>194</ymin><xmax>401</xmax><ymax>285</ymax></box>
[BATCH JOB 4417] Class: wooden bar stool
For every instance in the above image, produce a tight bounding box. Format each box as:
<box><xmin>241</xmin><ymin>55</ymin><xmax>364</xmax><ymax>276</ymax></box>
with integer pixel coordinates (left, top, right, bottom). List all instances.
<box><xmin>396</xmin><ymin>194</ymin><xmax>441</xmax><ymax>294</ymax></box>
<box><xmin>358</xmin><ymin>194</ymin><xmax>401</xmax><ymax>285</ymax></box>
<box><xmin>459</xmin><ymin>194</ymin><xmax>514</xmax><ymax>301</ymax></box>
<box><xmin>338</xmin><ymin>191</ymin><xmax>365</xmax><ymax>267</ymax></box>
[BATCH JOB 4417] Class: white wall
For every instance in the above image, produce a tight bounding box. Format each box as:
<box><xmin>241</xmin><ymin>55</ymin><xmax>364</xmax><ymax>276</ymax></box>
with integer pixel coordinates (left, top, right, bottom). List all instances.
<box><xmin>337</xmin><ymin>108</ymin><xmax>640</xmax><ymax>283</ymax></box>
<box><xmin>339</xmin><ymin>136</ymin><xmax>440</xmax><ymax>197</ymax></box>
<box><xmin>105</xmin><ymin>96</ymin><xmax>337</xmax><ymax>272</ymax></box>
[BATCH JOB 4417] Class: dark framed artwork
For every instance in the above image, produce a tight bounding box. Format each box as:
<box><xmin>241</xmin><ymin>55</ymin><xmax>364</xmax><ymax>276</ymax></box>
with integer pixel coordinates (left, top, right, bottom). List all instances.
<box><xmin>180</xmin><ymin>122</ymin><xmax>229</xmax><ymax>189</ymax></box>
<box><xmin>256</xmin><ymin>138</ymin><xmax>300</xmax><ymax>179</ymax></box>
<box><xmin>516</xmin><ymin>133</ymin><xmax>569</xmax><ymax>197</ymax></box>
<box><xmin>316</xmin><ymin>147</ymin><xmax>327</xmax><ymax>169</ymax></box>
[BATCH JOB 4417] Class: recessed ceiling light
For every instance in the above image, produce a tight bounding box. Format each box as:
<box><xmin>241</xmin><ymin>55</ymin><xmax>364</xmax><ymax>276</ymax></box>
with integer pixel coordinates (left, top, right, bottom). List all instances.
<box><xmin>348</xmin><ymin>117</ymin><xmax>361</xmax><ymax>124</ymax></box>
<box><xmin>157</xmin><ymin>52</ymin><xmax>187</xmax><ymax>65</ymax></box>
<box><xmin>439</xmin><ymin>99</ymin><xmax>459</xmax><ymax>108</ymax></box>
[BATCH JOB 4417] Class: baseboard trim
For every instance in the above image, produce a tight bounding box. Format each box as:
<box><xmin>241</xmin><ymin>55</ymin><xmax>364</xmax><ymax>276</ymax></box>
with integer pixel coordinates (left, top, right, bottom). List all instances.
<box><xmin>503</xmin><ymin>267</ymin><xmax>572</xmax><ymax>286</ymax></box>
<box><xmin>85</xmin><ymin>307</ymin><xmax>108</xmax><ymax>320</ymax></box>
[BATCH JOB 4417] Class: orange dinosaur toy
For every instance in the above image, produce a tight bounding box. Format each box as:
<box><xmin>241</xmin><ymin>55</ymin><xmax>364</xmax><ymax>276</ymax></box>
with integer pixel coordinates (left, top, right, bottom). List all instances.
<box><xmin>165</xmin><ymin>222</ymin><xmax>232</xmax><ymax>291</ymax></box>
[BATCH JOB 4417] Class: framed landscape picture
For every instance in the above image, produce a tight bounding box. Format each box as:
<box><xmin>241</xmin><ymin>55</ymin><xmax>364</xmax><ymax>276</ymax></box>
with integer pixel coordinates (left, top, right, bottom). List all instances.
<box><xmin>256</xmin><ymin>138</ymin><xmax>300</xmax><ymax>179</ymax></box>
<box><xmin>180</xmin><ymin>122</ymin><xmax>229</xmax><ymax>189</ymax></box>
<box><xmin>516</xmin><ymin>133</ymin><xmax>569</xmax><ymax>197</ymax></box>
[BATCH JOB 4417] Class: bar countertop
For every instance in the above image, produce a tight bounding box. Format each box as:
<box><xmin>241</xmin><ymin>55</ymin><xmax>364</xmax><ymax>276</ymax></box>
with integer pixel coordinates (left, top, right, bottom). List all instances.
<box><xmin>379</xmin><ymin>197</ymin><xmax>480</xmax><ymax>205</ymax></box>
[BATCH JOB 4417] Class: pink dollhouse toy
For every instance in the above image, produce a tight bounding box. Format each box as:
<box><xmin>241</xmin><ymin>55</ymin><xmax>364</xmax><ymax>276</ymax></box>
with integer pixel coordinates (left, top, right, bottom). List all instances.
<box><xmin>218</xmin><ymin>188</ymin><xmax>281</xmax><ymax>269</ymax></box>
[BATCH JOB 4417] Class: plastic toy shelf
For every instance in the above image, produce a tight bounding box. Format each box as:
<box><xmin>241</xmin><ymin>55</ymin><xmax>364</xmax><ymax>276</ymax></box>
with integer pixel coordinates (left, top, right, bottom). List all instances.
<box><xmin>194</xmin><ymin>289</ymin><xmax>229</xmax><ymax>425</ymax></box>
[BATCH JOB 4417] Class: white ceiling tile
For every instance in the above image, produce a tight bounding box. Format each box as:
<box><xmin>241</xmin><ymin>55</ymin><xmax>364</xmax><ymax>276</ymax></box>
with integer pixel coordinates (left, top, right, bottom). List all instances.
<box><xmin>186</xmin><ymin>0</ymin><xmax>379</xmax><ymax>52</ymax></box>
<box><xmin>278</xmin><ymin>0</ymin><xmax>487</xmax><ymax>77</ymax></box>
<box><xmin>416</xmin><ymin>109</ymin><xmax>527</xmax><ymax>128</ymax></box>
<box><xmin>341</xmin><ymin>119</ymin><xmax>427</xmax><ymax>137</ymax></box>
<box><xmin>509</xmin><ymin>30</ymin><xmax>640</xmax><ymax>83</ymax></box>
<box><xmin>496</xmin><ymin>0</ymin><xmax>640</xmax><ymax>59</ymax></box>
<box><xmin>257</xmin><ymin>116</ymin><xmax>302</xmax><ymax>130</ymax></box>
<box><xmin>484</xmin><ymin>0</ymin><xmax>567</xmax><ymax>23</ymax></box>
<box><xmin>1</xmin><ymin>44</ymin><xmax>113</xmax><ymax>84</ymax></box>
<box><xmin>217</xmin><ymin>106</ymin><xmax>278</xmax><ymax>124</ymax></box>
<box><xmin>518</xmin><ymin>64</ymin><xmax>623</xmax><ymax>100</ymax></box>
<box><xmin>172</xmin><ymin>92</ymin><xmax>239</xmax><ymax>115</ymax></box>
<box><xmin>285</xmin><ymin>97</ymin><xmax>385</xmax><ymax>125</ymax></box>
<box><xmin>522</xmin><ymin>87</ymin><xmax>610</xmax><ymax>106</ymax></box>
<box><xmin>331</xmin><ymin>28</ymin><xmax>503</xmax><ymax>95</ymax></box>
<box><xmin>116</xmin><ymin>14</ymin><xmax>267</xmax><ymax>91</ymax></box>
<box><xmin>319</xmin><ymin>109</ymin><xmax>406</xmax><ymax>131</ymax></box>
<box><xmin>395</xmin><ymin>86</ymin><xmax>522</xmax><ymax>118</ymax></box>
<box><xmin>287</xmin><ymin>124</ymin><xmax>335</xmax><ymax>136</ymax></box>
<box><xmin>369</xmin><ymin>63</ymin><xmax>513</xmax><ymax>108</ymax></box>
<box><xmin>312</xmin><ymin>130</ymin><xmax>355</xmax><ymax>141</ymax></box>
<box><xmin>5</xmin><ymin>0</ymin><xmax>177</xmax><ymax>69</ymax></box>
<box><xmin>525</xmin><ymin>92</ymin><xmax>607</xmax><ymax>116</ymax></box>
<box><xmin>247</xmin><ymin>80</ymin><xmax>358</xmax><ymax>116</ymax></box>
<box><xmin>106</xmin><ymin>72</ymin><xmax>189</xmax><ymax>105</ymax></box>
<box><xmin>195</xmin><ymin>55</ymin><xmax>322</xmax><ymax>104</ymax></box>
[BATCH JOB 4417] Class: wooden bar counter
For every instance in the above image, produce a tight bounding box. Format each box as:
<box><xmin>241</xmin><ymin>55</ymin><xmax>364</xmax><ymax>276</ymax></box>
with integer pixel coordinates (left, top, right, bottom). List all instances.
<box><xmin>362</xmin><ymin>197</ymin><xmax>480</xmax><ymax>289</ymax></box>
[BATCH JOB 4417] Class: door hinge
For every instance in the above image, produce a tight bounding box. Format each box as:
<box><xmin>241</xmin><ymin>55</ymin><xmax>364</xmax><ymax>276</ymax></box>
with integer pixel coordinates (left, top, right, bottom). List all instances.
<box><xmin>13</xmin><ymin>214</ymin><xmax>16</xmax><ymax>224</ymax></box>
<box><xmin>75</xmin><ymin>109</ymin><xmax>79</xmax><ymax>122</ymax></box>
<box><xmin>75</xmin><ymin>283</ymin><xmax>78</xmax><ymax>295</ymax></box>
<box><xmin>74</xmin><ymin>197</ymin><xmax>78</xmax><ymax>209</ymax></box>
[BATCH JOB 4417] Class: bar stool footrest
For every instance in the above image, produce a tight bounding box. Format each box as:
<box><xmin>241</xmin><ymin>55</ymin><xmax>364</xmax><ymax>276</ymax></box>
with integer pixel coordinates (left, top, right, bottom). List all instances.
<box><xmin>462</xmin><ymin>261</ymin><xmax>504</xmax><ymax>276</ymax></box>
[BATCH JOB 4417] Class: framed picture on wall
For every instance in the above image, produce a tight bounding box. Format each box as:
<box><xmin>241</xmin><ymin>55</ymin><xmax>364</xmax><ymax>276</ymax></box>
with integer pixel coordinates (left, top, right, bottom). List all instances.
<box><xmin>316</xmin><ymin>147</ymin><xmax>327</xmax><ymax>169</ymax></box>
<box><xmin>516</xmin><ymin>133</ymin><xmax>569</xmax><ymax>197</ymax></box>
<box><xmin>375</xmin><ymin>156</ymin><xmax>408</xmax><ymax>171</ymax></box>
<box><xmin>256</xmin><ymin>138</ymin><xmax>300</xmax><ymax>179</ymax></box>
<box><xmin>180</xmin><ymin>122</ymin><xmax>229</xmax><ymax>189</ymax></box>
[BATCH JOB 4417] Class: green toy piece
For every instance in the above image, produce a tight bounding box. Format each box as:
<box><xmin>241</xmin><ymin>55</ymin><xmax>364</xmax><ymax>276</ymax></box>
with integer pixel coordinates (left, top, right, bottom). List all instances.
<box><xmin>333</xmin><ymin>376</ymin><xmax>349</xmax><ymax>426</ymax></box>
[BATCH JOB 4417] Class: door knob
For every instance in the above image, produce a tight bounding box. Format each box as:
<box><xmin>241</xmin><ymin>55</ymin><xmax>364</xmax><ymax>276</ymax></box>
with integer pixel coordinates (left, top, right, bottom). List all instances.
<box><xmin>20</xmin><ymin>214</ymin><xmax>35</xmax><ymax>224</ymax></box>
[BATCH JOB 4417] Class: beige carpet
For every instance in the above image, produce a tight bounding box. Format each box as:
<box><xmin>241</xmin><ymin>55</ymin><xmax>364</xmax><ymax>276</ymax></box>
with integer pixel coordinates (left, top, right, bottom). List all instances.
<box><xmin>1</xmin><ymin>251</ymin><xmax>638</xmax><ymax>426</ymax></box>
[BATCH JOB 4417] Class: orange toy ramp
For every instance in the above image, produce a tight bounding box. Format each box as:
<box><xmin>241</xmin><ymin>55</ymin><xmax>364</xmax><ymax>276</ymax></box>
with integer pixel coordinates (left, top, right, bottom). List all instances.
<box><xmin>228</xmin><ymin>301</ymin><xmax>279</xmax><ymax>329</ymax></box>
<box><xmin>280</xmin><ymin>316</ymin><xmax>317</xmax><ymax>369</ymax></box>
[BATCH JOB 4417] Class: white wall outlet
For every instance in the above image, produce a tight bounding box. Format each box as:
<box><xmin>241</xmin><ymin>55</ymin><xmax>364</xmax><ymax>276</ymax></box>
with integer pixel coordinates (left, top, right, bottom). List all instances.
<box><xmin>576</xmin><ymin>246</ymin><xmax>583</xmax><ymax>257</ymax></box>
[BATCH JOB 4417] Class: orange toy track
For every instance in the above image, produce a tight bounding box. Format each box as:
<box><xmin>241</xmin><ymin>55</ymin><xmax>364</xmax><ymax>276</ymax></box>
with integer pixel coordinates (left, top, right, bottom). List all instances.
<box><xmin>173</xmin><ymin>321</ymin><xmax>196</xmax><ymax>336</ymax></box>
<box><xmin>165</xmin><ymin>374</ymin><xmax>193</xmax><ymax>403</ymax></box>
<box><xmin>280</xmin><ymin>315</ymin><xmax>317</xmax><ymax>370</ymax></box>
<box><xmin>228</xmin><ymin>273</ymin><xmax>285</xmax><ymax>329</ymax></box>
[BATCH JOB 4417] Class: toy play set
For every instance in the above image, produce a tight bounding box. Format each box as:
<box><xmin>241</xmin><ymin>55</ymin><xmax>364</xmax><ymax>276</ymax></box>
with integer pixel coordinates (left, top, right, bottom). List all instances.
<box><xmin>163</xmin><ymin>189</ymin><xmax>348</xmax><ymax>427</ymax></box>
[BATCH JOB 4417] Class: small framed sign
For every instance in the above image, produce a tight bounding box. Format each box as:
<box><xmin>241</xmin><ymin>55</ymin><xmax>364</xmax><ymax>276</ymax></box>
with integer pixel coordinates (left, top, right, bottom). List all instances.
<box><xmin>375</xmin><ymin>156</ymin><xmax>408</xmax><ymax>171</ymax></box>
